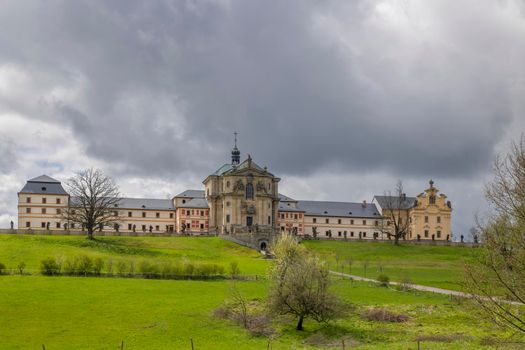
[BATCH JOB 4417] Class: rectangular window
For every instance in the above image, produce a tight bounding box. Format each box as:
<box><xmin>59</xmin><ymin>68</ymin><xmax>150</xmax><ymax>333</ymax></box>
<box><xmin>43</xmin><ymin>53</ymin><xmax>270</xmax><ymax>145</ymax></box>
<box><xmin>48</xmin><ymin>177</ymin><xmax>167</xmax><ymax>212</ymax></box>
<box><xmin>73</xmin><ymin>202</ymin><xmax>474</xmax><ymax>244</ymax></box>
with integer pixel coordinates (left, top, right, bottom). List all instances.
<box><xmin>128</xmin><ymin>224</ymin><xmax>132</xmax><ymax>230</ymax></box>
<box><xmin>26</xmin><ymin>197</ymin><xmax>31</xmax><ymax>203</ymax></box>
<box><xmin>156</xmin><ymin>212</ymin><xmax>160</xmax><ymax>218</ymax></box>
<box><xmin>170</xmin><ymin>213</ymin><xmax>174</xmax><ymax>218</ymax></box>
<box><xmin>350</xmin><ymin>232</ymin><xmax>354</xmax><ymax>237</ymax></box>
<box><xmin>26</xmin><ymin>221</ymin><xmax>30</xmax><ymax>227</ymax></box>
<box><xmin>26</xmin><ymin>208</ymin><xmax>31</xmax><ymax>214</ymax></box>
<box><xmin>338</xmin><ymin>219</ymin><xmax>341</xmax><ymax>224</ymax></box>
<box><xmin>375</xmin><ymin>220</ymin><xmax>379</xmax><ymax>226</ymax></box>
<box><xmin>294</xmin><ymin>214</ymin><xmax>298</xmax><ymax>220</ymax></box>
<box><xmin>362</xmin><ymin>220</ymin><xmax>366</xmax><ymax>225</ymax></box>
<box><xmin>128</xmin><ymin>212</ymin><xmax>132</xmax><ymax>217</ymax></box>
<box><xmin>325</xmin><ymin>218</ymin><xmax>329</xmax><ymax>224</ymax></box>
<box><xmin>363</xmin><ymin>232</ymin><xmax>367</xmax><ymax>237</ymax></box>
<box><xmin>338</xmin><ymin>232</ymin><xmax>342</xmax><ymax>237</ymax></box>
<box><xmin>226</xmin><ymin>214</ymin><xmax>230</xmax><ymax>223</ymax></box>
<box><xmin>41</xmin><ymin>222</ymin><xmax>46</xmax><ymax>228</ymax></box>
<box><xmin>142</xmin><ymin>212</ymin><xmax>146</xmax><ymax>218</ymax></box>
<box><xmin>42</xmin><ymin>208</ymin><xmax>46</xmax><ymax>214</ymax></box>
<box><xmin>42</xmin><ymin>197</ymin><xmax>47</xmax><ymax>204</ymax></box>
<box><xmin>200</xmin><ymin>223</ymin><xmax>204</xmax><ymax>230</ymax></box>
<box><xmin>425</xmin><ymin>216</ymin><xmax>429</xmax><ymax>223</ymax></box>
<box><xmin>155</xmin><ymin>225</ymin><xmax>160</xmax><ymax>231</ymax></box>
<box><xmin>56</xmin><ymin>209</ymin><xmax>61</xmax><ymax>215</ymax></box>
<box><xmin>71</xmin><ymin>223</ymin><xmax>75</xmax><ymax>229</ymax></box>
<box><xmin>313</xmin><ymin>218</ymin><xmax>317</xmax><ymax>223</ymax></box>
<box><xmin>56</xmin><ymin>222</ymin><xmax>61</xmax><ymax>229</ymax></box>
<box><xmin>437</xmin><ymin>230</ymin><xmax>441</xmax><ymax>238</ymax></box>
<box><xmin>424</xmin><ymin>230</ymin><xmax>429</xmax><ymax>238</ymax></box>
<box><xmin>268</xmin><ymin>216</ymin><xmax>271</xmax><ymax>225</ymax></box>
<box><xmin>56</xmin><ymin>198</ymin><xmax>61</xmax><ymax>204</ymax></box>
<box><xmin>201</xmin><ymin>210</ymin><xmax>204</xmax><ymax>216</ymax></box>
<box><xmin>142</xmin><ymin>225</ymin><xmax>146</xmax><ymax>231</ymax></box>
<box><xmin>350</xmin><ymin>219</ymin><xmax>354</xmax><ymax>225</ymax></box>
<box><xmin>437</xmin><ymin>216</ymin><xmax>441</xmax><ymax>224</ymax></box>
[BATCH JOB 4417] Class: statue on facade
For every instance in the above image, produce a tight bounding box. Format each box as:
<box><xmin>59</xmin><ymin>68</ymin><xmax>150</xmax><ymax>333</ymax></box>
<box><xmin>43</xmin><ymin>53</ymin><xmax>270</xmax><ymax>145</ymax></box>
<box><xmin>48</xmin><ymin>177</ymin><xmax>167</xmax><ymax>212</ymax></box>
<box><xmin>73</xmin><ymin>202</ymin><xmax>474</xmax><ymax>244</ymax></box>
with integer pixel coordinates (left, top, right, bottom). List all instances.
<box><xmin>256</xmin><ymin>181</ymin><xmax>267</xmax><ymax>194</ymax></box>
<box><xmin>181</xmin><ymin>224</ymin><xmax>186</xmax><ymax>234</ymax></box>
<box><xmin>233</xmin><ymin>180</ymin><xmax>244</xmax><ymax>192</ymax></box>
<box><xmin>132</xmin><ymin>224</ymin><xmax>136</xmax><ymax>233</ymax></box>
<box><xmin>149</xmin><ymin>225</ymin><xmax>153</xmax><ymax>233</ymax></box>
<box><xmin>46</xmin><ymin>222</ymin><xmax>50</xmax><ymax>230</ymax></box>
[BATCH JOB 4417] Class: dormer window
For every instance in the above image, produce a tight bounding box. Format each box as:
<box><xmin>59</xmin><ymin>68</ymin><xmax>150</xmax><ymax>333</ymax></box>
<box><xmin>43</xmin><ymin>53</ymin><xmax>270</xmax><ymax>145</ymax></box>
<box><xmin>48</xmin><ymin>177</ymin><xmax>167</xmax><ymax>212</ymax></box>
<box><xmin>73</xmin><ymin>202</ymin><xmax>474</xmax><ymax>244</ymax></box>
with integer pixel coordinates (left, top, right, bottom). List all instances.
<box><xmin>182</xmin><ymin>199</ymin><xmax>186</xmax><ymax>204</ymax></box>
<box><xmin>41</xmin><ymin>187</ymin><xmax>47</xmax><ymax>191</ymax></box>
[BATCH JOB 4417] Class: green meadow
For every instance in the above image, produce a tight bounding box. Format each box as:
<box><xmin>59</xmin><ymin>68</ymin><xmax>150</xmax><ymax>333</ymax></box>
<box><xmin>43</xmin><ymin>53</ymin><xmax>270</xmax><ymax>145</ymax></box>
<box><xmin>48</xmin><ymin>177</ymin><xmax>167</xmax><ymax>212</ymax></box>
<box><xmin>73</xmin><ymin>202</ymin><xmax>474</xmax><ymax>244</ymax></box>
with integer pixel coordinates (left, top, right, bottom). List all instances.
<box><xmin>303</xmin><ymin>240</ymin><xmax>477</xmax><ymax>291</ymax></box>
<box><xmin>0</xmin><ymin>235</ymin><xmax>522</xmax><ymax>349</ymax></box>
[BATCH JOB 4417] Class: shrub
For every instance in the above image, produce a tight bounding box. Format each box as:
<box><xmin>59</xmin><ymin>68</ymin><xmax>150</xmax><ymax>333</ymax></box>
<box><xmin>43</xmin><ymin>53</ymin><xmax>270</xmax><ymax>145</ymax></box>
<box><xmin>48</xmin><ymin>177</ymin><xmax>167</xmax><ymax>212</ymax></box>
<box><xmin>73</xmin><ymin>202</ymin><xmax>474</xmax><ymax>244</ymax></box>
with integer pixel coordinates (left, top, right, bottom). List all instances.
<box><xmin>76</xmin><ymin>255</ymin><xmax>93</xmax><ymax>276</ymax></box>
<box><xmin>0</xmin><ymin>262</ymin><xmax>6</xmax><ymax>275</ymax></box>
<box><xmin>184</xmin><ymin>263</ymin><xmax>194</xmax><ymax>276</ymax></box>
<box><xmin>116</xmin><ymin>260</ymin><xmax>127</xmax><ymax>276</ymax></box>
<box><xmin>361</xmin><ymin>308</ymin><xmax>409</xmax><ymax>323</ymax></box>
<box><xmin>17</xmin><ymin>262</ymin><xmax>26</xmax><ymax>275</ymax></box>
<box><xmin>93</xmin><ymin>257</ymin><xmax>104</xmax><ymax>275</ymax></box>
<box><xmin>230</xmin><ymin>261</ymin><xmax>240</xmax><ymax>279</ymax></box>
<box><xmin>107</xmin><ymin>259</ymin><xmax>113</xmax><ymax>276</ymax></box>
<box><xmin>139</xmin><ymin>260</ymin><xmax>160</xmax><ymax>278</ymax></box>
<box><xmin>377</xmin><ymin>274</ymin><xmax>390</xmax><ymax>287</ymax></box>
<box><xmin>41</xmin><ymin>257</ymin><xmax>60</xmax><ymax>276</ymax></box>
<box><xmin>63</xmin><ymin>257</ymin><xmax>77</xmax><ymax>275</ymax></box>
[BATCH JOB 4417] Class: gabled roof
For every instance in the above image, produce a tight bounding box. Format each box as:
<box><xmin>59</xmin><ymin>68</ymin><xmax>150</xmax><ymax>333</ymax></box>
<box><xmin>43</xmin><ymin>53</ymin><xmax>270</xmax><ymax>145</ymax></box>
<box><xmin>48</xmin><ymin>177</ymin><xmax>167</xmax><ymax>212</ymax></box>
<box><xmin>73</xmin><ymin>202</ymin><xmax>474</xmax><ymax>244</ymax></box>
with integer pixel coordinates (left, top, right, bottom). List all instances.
<box><xmin>28</xmin><ymin>175</ymin><xmax>61</xmax><ymax>183</ymax></box>
<box><xmin>279</xmin><ymin>193</ymin><xmax>296</xmax><ymax>202</ymax></box>
<box><xmin>70</xmin><ymin>197</ymin><xmax>175</xmax><ymax>210</ymax></box>
<box><xmin>373</xmin><ymin>195</ymin><xmax>417</xmax><ymax>210</ymax></box>
<box><xmin>117</xmin><ymin>198</ymin><xmax>174</xmax><ymax>210</ymax></box>
<box><xmin>19</xmin><ymin>175</ymin><xmax>68</xmax><ymax>195</ymax></box>
<box><xmin>279</xmin><ymin>202</ymin><xmax>305</xmax><ymax>212</ymax></box>
<box><xmin>177</xmin><ymin>197</ymin><xmax>209</xmax><ymax>209</ymax></box>
<box><xmin>175</xmin><ymin>189</ymin><xmax>205</xmax><ymax>198</ymax></box>
<box><xmin>212</xmin><ymin>164</ymin><xmax>234</xmax><ymax>176</ymax></box>
<box><xmin>296</xmin><ymin>200</ymin><xmax>380</xmax><ymax>218</ymax></box>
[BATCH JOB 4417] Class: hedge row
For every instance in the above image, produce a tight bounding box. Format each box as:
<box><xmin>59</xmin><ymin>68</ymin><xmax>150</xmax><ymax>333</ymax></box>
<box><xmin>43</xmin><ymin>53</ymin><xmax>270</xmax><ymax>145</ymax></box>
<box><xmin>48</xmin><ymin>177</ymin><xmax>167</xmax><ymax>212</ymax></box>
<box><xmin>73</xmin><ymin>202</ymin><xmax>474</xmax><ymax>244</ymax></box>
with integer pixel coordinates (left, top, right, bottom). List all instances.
<box><xmin>39</xmin><ymin>255</ymin><xmax>238</xmax><ymax>280</ymax></box>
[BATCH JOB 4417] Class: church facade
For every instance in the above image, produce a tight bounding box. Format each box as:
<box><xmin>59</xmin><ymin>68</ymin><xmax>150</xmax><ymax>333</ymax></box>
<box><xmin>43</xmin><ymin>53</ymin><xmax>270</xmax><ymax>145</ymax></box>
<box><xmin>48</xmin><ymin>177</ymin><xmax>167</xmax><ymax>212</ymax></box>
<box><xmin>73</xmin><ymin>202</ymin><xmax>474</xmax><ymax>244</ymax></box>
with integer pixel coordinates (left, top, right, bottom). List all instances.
<box><xmin>16</xmin><ymin>142</ymin><xmax>453</xmax><ymax>241</ymax></box>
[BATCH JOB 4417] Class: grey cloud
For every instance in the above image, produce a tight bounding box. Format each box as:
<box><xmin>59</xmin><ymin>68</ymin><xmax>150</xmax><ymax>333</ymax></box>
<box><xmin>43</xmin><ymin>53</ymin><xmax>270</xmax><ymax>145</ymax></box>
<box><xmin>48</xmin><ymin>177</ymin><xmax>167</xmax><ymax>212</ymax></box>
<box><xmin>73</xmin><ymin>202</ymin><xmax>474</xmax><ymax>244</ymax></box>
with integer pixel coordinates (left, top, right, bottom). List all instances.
<box><xmin>0</xmin><ymin>1</ymin><xmax>523</xmax><ymax>179</ymax></box>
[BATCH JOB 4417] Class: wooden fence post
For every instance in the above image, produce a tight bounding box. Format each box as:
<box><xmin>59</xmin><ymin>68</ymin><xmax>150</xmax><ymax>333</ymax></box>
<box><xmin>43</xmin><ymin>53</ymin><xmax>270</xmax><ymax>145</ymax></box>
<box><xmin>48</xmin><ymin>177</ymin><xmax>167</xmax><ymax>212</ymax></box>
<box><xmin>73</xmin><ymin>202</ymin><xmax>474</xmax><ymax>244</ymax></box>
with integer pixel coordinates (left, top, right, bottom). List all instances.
<box><xmin>417</xmin><ymin>340</ymin><xmax>421</xmax><ymax>350</ymax></box>
<box><xmin>42</xmin><ymin>345</ymin><xmax>45</xmax><ymax>350</ymax></box>
<box><xmin>342</xmin><ymin>339</ymin><xmax>345</xmax><ymax>349</ymax></box>
<box><xmin>121</xmin><ymin>340</ymin><xmax>124</xmax><ymax>350</ymax></box>
<box><xmin>191</xmin><ymin>338</ymin><xmax>194</xmax><ymax>350</ymax></box>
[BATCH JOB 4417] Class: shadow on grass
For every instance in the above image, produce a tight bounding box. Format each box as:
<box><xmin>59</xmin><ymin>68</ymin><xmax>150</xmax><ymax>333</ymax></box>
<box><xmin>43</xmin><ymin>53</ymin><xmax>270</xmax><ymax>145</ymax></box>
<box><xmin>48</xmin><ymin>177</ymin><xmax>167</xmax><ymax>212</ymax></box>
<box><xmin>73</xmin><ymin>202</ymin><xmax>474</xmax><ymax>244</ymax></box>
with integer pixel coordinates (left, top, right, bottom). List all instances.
<box><xmin>57</xmin><ymin>237</ymin><xmax>163</xmax><ymax>257</ymax></box>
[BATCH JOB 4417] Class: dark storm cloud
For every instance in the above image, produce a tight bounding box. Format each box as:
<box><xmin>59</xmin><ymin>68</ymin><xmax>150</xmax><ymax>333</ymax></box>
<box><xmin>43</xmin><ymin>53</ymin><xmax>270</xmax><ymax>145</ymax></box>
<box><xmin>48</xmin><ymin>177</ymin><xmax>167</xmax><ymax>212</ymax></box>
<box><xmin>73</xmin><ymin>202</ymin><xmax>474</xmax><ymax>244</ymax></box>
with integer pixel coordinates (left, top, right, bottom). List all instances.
<box><xmin>0</xmin><ymin>0</ymin><xmax>523</xmax><ymax>178</ymax></box>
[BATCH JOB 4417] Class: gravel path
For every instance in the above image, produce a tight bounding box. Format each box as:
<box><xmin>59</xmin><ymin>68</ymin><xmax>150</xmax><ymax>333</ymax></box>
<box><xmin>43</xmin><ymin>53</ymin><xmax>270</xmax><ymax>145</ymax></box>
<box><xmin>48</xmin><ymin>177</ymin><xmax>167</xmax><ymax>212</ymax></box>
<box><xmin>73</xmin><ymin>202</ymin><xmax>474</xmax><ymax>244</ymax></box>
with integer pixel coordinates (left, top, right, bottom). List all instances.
<box><xmin>330</xmin><ymin>271</ymin><xmax>523</xmax><ymax>305</ymax></box>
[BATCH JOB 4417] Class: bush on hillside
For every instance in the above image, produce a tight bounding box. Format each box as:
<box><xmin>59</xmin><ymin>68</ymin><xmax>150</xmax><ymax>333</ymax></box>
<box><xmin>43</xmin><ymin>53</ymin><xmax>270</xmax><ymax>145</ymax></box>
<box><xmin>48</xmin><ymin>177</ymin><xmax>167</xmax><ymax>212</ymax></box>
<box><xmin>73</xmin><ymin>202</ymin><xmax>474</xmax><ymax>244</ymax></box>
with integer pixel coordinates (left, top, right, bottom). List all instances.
<box><xmin>361</xmin><ymin>308</ymin><xmax>409</xmax><ymax>323</ymax></box>
<box><xmin>17</xmin><ymin>262</ymin><xmax>26</xmax><ymax>275</ymax></box>
<box><xmin>377</xmin><ymin>274</ymin><xmax>390</xmax><ymax>287</ymax></box>
<box><xmin>0</xmin><ymin>262</ymin><xmax>7</xmax><ymax>275</ymax></box>
<box><xmin>93</xmin><ymin>257</ymin><xmax>104</xmax><ymax>276</ymax></box>
<box><xmin>41</xmin><ymin>257</ymin><xmax>60</xmax><ymax>276</ymax></box>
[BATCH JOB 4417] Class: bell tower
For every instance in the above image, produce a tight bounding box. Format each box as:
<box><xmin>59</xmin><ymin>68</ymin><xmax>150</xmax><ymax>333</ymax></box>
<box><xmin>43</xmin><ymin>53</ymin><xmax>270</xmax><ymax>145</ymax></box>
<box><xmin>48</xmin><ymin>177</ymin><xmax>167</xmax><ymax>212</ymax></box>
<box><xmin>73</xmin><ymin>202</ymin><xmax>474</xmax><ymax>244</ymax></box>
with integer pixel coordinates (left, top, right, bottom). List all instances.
<box><xmin>231</xmin><ymin>131</ymin><xmax>240</xmax><ymax>165</ymax></box>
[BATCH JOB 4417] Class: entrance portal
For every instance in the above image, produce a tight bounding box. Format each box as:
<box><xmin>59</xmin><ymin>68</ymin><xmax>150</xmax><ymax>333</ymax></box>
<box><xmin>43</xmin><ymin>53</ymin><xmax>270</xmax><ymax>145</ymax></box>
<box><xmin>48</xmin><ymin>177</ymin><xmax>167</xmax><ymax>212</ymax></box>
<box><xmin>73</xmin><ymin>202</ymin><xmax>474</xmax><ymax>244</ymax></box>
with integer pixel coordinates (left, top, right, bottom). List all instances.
<box><xmin>260</xmin><ymin>241</ymin><xmax>267</xmax><ymax>251</ymax></box>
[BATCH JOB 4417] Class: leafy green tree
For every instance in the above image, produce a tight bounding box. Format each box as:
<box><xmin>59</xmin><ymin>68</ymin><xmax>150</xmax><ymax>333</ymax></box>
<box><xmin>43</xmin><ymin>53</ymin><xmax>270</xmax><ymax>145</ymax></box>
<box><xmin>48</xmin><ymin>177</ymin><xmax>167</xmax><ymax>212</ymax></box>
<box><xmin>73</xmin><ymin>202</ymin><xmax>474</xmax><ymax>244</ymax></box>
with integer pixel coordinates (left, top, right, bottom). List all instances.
<box><xmin>267</xmin><ymin>233</ymin><xmax>346</xmax><ymax>330</ymax></box>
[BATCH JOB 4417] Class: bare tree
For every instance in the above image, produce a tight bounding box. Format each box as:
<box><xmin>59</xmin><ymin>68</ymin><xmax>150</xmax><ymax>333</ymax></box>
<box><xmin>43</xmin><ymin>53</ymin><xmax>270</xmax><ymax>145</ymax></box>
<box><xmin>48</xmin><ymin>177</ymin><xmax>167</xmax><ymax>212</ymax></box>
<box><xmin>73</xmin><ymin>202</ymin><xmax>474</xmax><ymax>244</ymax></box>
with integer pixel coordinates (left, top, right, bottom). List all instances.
<box><xmin>267</xmin><ymin>233</ymin><xmax>346</xmax><ymax>330</ymax></box>
<box><xmin>379</xmin><ymin>181</ymin><xmax>411</xmax><ymax>245</ymax></box>
<box><xmin>61</xmin><ymin>168</ymin><xmax>121</xmax><ymax>240</ymax></box>
<box><xmin>465</xmin><ymin>137</ymin><xmax>525</xmax><ymax>333</ymax></box>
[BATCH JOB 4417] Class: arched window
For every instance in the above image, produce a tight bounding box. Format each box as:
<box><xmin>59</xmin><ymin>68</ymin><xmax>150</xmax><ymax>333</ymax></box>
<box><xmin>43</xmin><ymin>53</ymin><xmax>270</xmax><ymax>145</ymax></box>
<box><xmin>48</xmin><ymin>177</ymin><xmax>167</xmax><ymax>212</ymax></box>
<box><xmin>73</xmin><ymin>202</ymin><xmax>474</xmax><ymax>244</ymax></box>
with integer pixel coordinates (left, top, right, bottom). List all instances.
<box><xmin>246</xmin><ymin>183</ymin><xmax>254</xmax><ymax>200</ymax></box>
<box><xmin>429</xmin><ymin>195</ymin><xmax>436</xmax><ymax>204</ymax></box>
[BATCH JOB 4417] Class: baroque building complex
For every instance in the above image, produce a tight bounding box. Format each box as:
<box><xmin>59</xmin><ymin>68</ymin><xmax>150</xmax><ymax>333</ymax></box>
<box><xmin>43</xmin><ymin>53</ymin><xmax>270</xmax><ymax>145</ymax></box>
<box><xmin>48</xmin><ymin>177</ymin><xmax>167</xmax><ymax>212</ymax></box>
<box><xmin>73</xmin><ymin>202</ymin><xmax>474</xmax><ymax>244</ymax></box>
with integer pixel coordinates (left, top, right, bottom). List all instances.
<box><xmin>17</xmin><ymin>142</ymin><xmax>452</xmax><ymax>242</ymax></box>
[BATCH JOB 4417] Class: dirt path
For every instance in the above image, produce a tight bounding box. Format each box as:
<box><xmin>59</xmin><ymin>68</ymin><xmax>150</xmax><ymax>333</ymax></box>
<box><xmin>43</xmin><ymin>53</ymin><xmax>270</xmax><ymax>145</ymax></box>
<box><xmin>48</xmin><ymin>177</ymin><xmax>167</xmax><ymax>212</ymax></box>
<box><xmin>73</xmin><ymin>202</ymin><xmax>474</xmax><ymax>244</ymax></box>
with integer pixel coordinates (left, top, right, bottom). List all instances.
<box><xmin>330</xmin><ymin>271</ymin><xmax>523</xmax><ymax>305</ymax></box>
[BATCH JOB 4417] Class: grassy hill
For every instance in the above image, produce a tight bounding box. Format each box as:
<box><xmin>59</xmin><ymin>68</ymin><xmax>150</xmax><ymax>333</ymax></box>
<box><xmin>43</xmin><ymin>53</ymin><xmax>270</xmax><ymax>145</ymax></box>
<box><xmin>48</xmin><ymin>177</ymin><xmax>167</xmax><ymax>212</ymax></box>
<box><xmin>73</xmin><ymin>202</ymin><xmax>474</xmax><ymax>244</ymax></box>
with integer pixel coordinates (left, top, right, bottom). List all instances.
<box><xmin>0</xmin><ymin>235</ymin><xmax>520</xmax><ymax>349</ymax></box>
<box><xmin>303</xmin><ymin>240</ymin><xmax>477</xmax><ymax>291</ymax></box>
<box><xmin>0</xmin><ymin>234</ymin><xmax>270</xmax><ymax>276</ymax></box>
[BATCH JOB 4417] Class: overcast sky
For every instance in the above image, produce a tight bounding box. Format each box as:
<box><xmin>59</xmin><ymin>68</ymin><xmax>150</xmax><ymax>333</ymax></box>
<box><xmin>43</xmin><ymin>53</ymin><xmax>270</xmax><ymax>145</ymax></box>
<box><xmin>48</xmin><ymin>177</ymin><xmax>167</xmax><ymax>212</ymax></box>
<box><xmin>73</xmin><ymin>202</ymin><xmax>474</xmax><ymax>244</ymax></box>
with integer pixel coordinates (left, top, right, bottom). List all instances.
<box><xmin>1</xmin><ymin>0</ymin><xmax>524</xmax><ymax>238</ymax></box>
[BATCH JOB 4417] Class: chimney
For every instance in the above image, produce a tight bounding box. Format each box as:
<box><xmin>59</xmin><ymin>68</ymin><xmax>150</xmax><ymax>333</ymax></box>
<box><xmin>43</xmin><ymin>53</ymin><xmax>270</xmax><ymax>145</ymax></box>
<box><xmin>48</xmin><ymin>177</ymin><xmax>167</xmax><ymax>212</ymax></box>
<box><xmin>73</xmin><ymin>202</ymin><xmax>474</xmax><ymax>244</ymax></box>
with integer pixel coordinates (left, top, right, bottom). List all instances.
<box><xmin>362</xmin><ymin>200</ymin><xmax>367</xmax><ymax>208</ymax></box>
